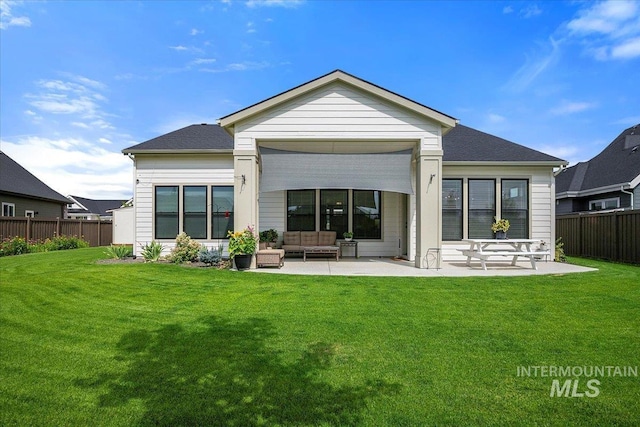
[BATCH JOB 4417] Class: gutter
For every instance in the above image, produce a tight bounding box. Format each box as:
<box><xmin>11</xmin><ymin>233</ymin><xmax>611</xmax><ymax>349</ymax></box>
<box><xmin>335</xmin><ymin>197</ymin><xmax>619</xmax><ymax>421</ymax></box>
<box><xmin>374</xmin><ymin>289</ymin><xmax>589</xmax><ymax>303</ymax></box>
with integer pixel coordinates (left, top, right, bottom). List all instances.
<box><xmin>620</xmin><ymin>185</ymin><xmax>634</xmax><ymax>210</ymax></box>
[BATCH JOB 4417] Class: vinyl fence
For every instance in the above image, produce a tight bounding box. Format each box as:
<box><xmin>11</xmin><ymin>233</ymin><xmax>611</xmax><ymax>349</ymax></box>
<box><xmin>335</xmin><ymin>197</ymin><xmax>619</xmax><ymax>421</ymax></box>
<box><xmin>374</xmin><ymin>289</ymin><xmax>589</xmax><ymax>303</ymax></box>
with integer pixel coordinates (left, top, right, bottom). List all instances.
<box><xmin>0</xmin><ymin>217</ymin><xmax>112</xmax><ymax>247</ymax></box>
<box><xmin>556</xmin><ymin>211</ymin><xmax>640</xmax><ymax>264</ymax></box>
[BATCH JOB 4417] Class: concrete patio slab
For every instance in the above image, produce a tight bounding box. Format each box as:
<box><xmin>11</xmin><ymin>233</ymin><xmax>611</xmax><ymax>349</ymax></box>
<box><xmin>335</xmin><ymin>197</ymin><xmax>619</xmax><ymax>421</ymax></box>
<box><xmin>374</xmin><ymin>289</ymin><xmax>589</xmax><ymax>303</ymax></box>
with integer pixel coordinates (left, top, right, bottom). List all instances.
<box><xmin>251</xmin><ymin>256</ymin><xmax>597</xmax><ymax>277</ymax></box>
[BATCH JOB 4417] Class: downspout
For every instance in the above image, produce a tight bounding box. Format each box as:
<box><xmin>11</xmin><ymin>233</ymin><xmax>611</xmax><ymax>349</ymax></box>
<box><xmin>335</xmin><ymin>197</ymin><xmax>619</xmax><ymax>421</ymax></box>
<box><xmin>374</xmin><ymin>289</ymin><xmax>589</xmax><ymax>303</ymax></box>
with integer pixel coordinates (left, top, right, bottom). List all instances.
<box><xmin>621</xmin><ymin>185</ymin><xmax>634</xmax><ymax>210</ymax></box>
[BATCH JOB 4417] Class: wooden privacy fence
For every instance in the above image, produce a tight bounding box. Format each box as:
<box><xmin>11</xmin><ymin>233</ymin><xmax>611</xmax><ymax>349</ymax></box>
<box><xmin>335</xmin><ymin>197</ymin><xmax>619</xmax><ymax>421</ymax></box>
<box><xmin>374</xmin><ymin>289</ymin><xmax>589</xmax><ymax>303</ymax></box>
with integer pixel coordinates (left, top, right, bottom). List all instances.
<box><xmin>0</xmin><ymin>217</ymin><xmax>112</xmax><ymax>247</ymax></box>
<box><xmin>556</xmin><ymin>211</ymin><xmax>640</xmax><ymax>264</ymax></box>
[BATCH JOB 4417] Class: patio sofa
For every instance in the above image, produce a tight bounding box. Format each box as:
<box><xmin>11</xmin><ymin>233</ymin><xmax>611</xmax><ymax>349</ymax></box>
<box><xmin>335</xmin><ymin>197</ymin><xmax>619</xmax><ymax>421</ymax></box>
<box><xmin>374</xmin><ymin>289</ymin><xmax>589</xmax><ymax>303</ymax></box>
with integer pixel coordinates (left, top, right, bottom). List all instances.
<box><xmin>282</xmin><ymin>231</ymin><xmax>338</xmax><ymax>259</ymax></box>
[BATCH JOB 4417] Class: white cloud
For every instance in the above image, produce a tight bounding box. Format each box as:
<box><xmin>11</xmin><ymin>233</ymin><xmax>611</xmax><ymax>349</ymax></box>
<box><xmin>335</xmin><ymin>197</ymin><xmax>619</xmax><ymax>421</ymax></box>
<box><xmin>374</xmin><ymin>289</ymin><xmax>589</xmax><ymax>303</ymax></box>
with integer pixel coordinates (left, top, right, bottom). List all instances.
<box><xmin>503</xmin><ymin>37</ymin><xmax>560</xmax><ymax>92</ymax></box>
<box><xmin>487</xmin><ymin>113</ymin><xmax>506</xmax><ymax>124</ymax></box>
<box><xmin>169</xmin><ymin>45</ymin><xmax>189</xmax><ymax>51</ymax></box>
<box><xmin>190</xmin><ymin>28</ymin><xmax>203</xmax><ymax>36</ymax></box>
<box><xmin>0</xmin><ymin>0</ymin><xmax>31</xmax><ymax>30</ymax></box>
<box><xmin>190</xmin><ymin>58</ymin><xmax>217</xmax><ymax>65</ymax></box>
<box><xmin>566</xmin><ymin>0</ymin><xmax>640</xmax><ymax>60</ymax></box>
<box><xmin>503</xmin><ymin>6</ymin><xmax>513</xmax><ymax>14</ymax></box>
<box><xmin>520</xmin><ymin>4</ymin><xmax>542</xmax><ymax>19</ymax></box>
<box><xmin>245</xmin><ymin>0</ymin><xmax>303</xmax><ymax>8</ymax></box>
<box><xmin>611</xmin><ymin>36</ymin><xmax>640</xmax><ymax>59</ymax></box>
<box><xmin>1</xmin><ymin>137</ymin><xmax>133</xmax><ymax>199</ymax></box>
<box><xmin>199</xmin><ymin>61</ymin><xmax>270</xmax><ymax>73</ymax></box>
<box><xmin>550</xmin><ymin>100</ymin><xmax>596</xmax><ymax>115</ymax></box>
<box><xmin>98</xmin><ymin>137</ymin><xmax>112</xmax><ymax>144</ymax></box>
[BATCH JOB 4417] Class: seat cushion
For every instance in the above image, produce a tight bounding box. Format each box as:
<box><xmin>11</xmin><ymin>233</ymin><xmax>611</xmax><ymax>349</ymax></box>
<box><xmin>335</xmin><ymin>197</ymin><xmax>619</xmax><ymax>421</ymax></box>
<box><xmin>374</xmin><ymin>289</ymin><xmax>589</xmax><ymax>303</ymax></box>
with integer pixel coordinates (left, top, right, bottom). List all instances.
<box><xmin>318</xmin><ymin>231</ymin><xmax>336</xmax><ymax>246</ymax></box>
<box><xmin>300</xmin><ymin>231</ymin><xmax>319</xmax><ymax>246</ymax></box>
<box><xmin>283</xmin><ymin>231</ymin><xmax>301</xmax><ymax>246</ymax></box>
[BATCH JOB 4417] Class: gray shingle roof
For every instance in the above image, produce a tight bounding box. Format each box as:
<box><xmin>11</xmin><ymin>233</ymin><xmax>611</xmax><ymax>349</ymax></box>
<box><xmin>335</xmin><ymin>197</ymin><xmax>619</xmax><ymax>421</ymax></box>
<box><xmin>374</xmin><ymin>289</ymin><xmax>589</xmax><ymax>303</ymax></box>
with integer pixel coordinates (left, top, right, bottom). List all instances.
<box><xmin>68</xmin><ymin>196</ymin><xmax>124</xmax><ymax>216</ymax></box>
<box><xmin>556</xmin><ymin>124</ymin><xmax>640</xmax><ymax>193</ymax></box>
<box><xmin>123</xmin><ymin>124</ymin><xmax>233</xmax><ymax>153</ymax></box>
<box><xmin>0</xmin><ymin>151</ymin><xmax>70</xmax><ymax>204</ymax></box>
<box><xmin>443</xmin><ymin>124</ymin><xmax>565</xmax><ymax>163</ymax></box>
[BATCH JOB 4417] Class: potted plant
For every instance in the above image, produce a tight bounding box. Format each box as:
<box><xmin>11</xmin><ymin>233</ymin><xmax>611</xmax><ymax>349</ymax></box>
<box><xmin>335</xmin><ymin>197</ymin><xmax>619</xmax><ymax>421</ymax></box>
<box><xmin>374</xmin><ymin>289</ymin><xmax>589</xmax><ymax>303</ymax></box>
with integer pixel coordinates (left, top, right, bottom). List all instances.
<box><xmin>491</xmin><ymin>218</ymin><xmax>510</xmax><ymax>239</ymax></box>
<box><xmin>343</xmin><ymin>231</ymin><xmax>354</xmax><ymax>242</ymax></box>
<box><xmin>259</xmin><ymin>229</ymin><xmax>278</xmax><ymax>248</ymax></box>
<box><xmin>228</xmin><ymin>226</ymin><xmax>258</xmax><ymax>270</ymax></box>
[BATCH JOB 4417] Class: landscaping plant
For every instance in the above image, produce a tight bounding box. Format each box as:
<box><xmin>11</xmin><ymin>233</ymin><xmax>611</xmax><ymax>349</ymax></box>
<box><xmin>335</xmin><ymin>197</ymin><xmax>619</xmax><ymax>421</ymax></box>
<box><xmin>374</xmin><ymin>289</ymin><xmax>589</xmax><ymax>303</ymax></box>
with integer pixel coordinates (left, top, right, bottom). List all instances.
<box><xmin>168</xmin><ymin>233</ymin><xmax>202</xmax><ymax>263</ymax></box>
<box><xmin>104</xmin><ymin>245</ymin><xmax>132</xmax><ymax>260</ymax></box>
<box><xmin>140</xmin><ymin>240</ymin><xmax>165</xmax><ymax>262</ymax></box>
<box><xmin>227</xmin><ymin>226</ymin><xmax>258</xmax><ymax>258</ymax></box>
<box><xmin>198</xmin><ymin>245</ymin><xmax>224</xmax><ymax>266</ymax></box>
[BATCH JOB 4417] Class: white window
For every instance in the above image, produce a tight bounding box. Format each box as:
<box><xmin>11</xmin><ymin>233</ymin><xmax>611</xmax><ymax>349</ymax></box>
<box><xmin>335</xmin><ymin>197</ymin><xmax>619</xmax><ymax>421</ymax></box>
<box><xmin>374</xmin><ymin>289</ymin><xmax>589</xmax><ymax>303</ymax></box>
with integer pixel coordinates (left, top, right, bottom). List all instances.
<box><xmin>2</xmin><ymin>202</ymin><xmax>15</xmax><ymax>217</ymax></box>
<box><xmin>25</xmin><ymin>210</ymin><xmax>35</xmax><ymax>218</ymax></box>
<box><xmin>589</xmin><ymin>198</ymin><xmax>619</xmax><ymax>211</ymax></box>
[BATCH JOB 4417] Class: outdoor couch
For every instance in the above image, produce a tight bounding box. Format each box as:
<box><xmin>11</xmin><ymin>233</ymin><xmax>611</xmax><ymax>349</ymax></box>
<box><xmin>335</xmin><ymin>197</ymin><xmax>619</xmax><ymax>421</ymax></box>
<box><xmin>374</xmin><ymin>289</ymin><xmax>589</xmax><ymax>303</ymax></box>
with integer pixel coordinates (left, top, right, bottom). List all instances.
<box><xmin>282</xmin><ymin>231</ymin><xmax>337</xmax><ymax>256</ymax></box>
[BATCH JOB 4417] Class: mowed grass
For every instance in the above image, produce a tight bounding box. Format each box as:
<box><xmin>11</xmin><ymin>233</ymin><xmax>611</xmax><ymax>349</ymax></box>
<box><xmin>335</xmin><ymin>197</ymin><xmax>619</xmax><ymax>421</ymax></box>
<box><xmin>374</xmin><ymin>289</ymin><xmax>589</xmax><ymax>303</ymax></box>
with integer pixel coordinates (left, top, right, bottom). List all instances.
<box><xmin>1</xmin><ymin>248</ymin><xmax>639</xmax><ymax>426</ymax></box>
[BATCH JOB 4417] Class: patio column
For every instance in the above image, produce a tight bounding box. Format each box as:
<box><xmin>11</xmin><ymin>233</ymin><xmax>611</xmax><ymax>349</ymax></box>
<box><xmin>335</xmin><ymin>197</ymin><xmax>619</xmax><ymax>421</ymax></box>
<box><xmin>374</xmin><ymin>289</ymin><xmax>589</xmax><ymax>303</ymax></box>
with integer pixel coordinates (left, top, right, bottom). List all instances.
<box><xmin>415</xmin><ymin>150</ymin><xmax>442</xmax><ymax>268</ymax></box>
<box><xmin>234</xmin><ymin>149</ymin><xmax>259</xmax><ymax>267</ymax></box>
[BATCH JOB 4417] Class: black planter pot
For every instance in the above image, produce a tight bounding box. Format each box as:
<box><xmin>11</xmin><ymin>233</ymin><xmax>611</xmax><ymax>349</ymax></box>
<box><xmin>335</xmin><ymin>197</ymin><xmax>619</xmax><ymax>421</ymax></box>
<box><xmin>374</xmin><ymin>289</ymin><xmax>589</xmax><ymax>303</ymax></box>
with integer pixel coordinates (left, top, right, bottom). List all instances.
<box><xmin>234</xmin><ymin>254</ymin><xmax>252</xmax><ymax>270</ymax></box>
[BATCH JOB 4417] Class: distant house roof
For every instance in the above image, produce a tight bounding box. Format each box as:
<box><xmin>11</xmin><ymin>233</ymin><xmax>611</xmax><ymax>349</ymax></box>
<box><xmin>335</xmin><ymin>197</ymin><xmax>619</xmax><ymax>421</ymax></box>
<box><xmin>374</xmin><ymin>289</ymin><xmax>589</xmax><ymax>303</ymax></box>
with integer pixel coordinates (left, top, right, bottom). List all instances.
<box><xmin>67</xmin><ymin>195</ymin><xmax>124</xmax><ymax>216</ymax></box>
<box><xmin>0</xmin><ymin>151</ymin><xmax>70</xmax><ymax>204</ymax></box>
<box><xmin>123</xmin><ymin>124</ymin><xmax>233</xmax><ymax>153</ymax></box>
<box><xmin>556</xmin><ymin>124</ymin><xmax>640</xmax><ymax>195</ymax></box>
<box><xmin>443</xmin><ymin>125</ymin><xmax>566</xmax><ymax>164</ymax></box>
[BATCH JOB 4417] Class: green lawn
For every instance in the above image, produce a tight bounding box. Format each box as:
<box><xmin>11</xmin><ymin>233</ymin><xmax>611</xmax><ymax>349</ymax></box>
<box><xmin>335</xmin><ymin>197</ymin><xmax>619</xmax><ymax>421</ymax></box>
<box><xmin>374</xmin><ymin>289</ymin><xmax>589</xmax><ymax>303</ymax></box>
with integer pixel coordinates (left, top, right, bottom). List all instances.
<box><xmin>1</xmin><ymin>248</ymin><xmax>639</xmax><ymax>426</ymax></box>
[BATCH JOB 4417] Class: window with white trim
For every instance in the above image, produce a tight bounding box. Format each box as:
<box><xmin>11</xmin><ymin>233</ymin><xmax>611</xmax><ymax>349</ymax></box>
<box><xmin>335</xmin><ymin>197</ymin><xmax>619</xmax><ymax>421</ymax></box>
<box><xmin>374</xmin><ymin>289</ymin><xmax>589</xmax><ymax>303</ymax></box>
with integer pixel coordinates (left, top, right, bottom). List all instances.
<box><xmin>2</xmin><ymin>203</ymin><xmax>15</xmax><ymax>217</ymax></box>
<box><xmin>442</xmin><ymin>179</ymin><xmax>463</xmax><ymax>241</ymax></box>
<box><xmin>589</xmin><ymin>198</ymin><xmax>619</xmax><ymax>211</ymax></box>
<box><xmin>25</xmin><ymin>210</ymin><xmax>35</xmax><ymax>218</ymax></box>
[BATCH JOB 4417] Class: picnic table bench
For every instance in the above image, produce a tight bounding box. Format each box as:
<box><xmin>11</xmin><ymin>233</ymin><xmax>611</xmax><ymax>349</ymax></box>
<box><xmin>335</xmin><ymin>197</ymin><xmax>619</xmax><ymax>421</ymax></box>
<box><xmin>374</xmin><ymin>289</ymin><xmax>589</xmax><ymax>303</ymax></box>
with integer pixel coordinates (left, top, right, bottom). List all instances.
<box><xmin>458</xmin><ymin>239</ymin><xmax>549</xmax><ymax>270</ymax></box>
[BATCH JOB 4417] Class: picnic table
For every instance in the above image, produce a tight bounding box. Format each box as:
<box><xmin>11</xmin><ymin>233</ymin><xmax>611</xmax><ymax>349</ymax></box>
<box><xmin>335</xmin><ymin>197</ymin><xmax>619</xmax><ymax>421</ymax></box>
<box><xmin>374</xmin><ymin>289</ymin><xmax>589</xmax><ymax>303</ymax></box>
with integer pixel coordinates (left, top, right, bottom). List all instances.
<box><xmin>459</xmin><ymin>239</ymin><xmax>547</xmax><ymax>270</ymax></box>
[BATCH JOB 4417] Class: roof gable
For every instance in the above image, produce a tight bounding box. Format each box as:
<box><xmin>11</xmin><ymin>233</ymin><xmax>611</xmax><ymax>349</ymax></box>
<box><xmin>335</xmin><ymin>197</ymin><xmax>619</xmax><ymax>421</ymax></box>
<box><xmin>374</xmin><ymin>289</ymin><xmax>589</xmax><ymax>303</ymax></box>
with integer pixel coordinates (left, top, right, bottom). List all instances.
<box><xmin>219</xmin><ymin>70</ymin><xmax>457</xmax><ymax>131</ymax></box>
<box><xmin>0</xmin><ymin>151</ymin><xmax>70</xmax><ymax>204</ymax></box>
<box><xmin>123</xmin><ymin>124</ymin><xmax>233</xmax><ymax>153</ymax></box>
<box><xmin>442</xmin><ymin>125</ymin><xmax>566</xmax><ymax>164</ymax></box>
<box><xmin>67</xmin><ymin>195</ymin><xmax>124</xmax><ymax>216</ymax></box>
<box><xmin>556</xmin><ymin>124</ymin><xmax>640</xmax><ymax>194</ymax></box>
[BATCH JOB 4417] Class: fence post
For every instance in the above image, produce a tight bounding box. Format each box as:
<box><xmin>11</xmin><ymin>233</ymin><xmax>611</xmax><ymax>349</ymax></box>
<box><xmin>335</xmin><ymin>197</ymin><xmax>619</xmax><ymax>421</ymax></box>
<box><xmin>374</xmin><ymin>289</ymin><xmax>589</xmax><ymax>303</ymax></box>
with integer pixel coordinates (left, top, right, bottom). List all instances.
<box><xmin>98</xmin><ymin>220</ymin><xmax>102</xmax><ymax>246</ymax></box>
<box><xmin>56</xmin><ymin>217</ymin><xmax>61</xmax><ymax>236</ymax></box>
<box><xmin>79</xmin><ymin>219</ymin><xmax>83</xmax><ymax>240</ymax></box>
<box><xmin>26</xmin><ymin>216</ymin><xmax>31</xmax><ymax>241</ymax></box>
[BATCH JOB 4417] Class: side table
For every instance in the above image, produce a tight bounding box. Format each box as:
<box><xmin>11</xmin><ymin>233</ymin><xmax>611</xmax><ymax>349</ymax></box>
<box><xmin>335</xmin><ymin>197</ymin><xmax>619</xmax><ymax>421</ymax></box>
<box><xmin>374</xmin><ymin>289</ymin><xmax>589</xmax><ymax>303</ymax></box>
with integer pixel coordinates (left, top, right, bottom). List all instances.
<box><xmin>339</xmin><ymin>240</ymin><xmax>358</xmax><ymax>258</ymax></box>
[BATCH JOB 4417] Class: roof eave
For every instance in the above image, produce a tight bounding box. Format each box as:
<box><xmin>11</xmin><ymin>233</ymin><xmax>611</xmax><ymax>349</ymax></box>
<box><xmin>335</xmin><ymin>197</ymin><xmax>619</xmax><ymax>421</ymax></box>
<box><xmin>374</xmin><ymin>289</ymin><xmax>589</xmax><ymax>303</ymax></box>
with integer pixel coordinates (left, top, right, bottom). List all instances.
<box><xmin>122</xmin><ymin>149</ymin><xmax>234</xmax><ymax>155</ymax></box>
<box><xmin>443</xmin><ymin>160</ymin><xmax>567</xmax><ymax>167</ymax></box>
<box><xmin>0</xmin><ymin>190</ymin><xmax>70</xmax><ymax>205</ymax></box>
<box><xmin>219</xmin><ymin>70</ymin><xmax>458</xmax><ymax>129</ymax></box>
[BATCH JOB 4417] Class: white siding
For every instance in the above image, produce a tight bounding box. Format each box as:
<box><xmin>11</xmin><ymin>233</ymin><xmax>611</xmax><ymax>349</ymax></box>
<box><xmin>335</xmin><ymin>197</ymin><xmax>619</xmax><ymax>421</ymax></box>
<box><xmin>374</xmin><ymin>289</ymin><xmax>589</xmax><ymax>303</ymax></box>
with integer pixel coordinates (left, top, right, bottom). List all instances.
<box><xmin>441</xmin><ymin>165</ymin><xmax>556</xmax><ymax>261</ymax></box>
<box><xmin>234</xmin><ymin>82</ymin><xmax>442</xmax><ymax>150</ymax></box>
<box><xmin>133</xmin><ymin>154</ymin><xmax>234</xmax><ymax>256</ymax></box>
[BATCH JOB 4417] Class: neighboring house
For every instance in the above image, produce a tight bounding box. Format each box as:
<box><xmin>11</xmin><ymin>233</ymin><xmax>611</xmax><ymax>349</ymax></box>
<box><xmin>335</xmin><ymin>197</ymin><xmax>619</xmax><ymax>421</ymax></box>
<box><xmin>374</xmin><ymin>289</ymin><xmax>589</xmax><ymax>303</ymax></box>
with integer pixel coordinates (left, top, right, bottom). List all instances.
<box><xmin>123</xmin><ymin>70</ymin><xmax>566</xmax><ymax>267</ymax></box>
<box><xmin>0</xmin><ymin>151</ymin><xmax>70</xmax><ymax>218</ymax></box>
<box><xmin>556</xmin><ymin>124</ymin><xmax>640</xmax><ymax>214</ymax></box>
<box><xmin>66</xmin><ymin>195</ymin><xmax>127</xmax><ymax>220</ymax></box>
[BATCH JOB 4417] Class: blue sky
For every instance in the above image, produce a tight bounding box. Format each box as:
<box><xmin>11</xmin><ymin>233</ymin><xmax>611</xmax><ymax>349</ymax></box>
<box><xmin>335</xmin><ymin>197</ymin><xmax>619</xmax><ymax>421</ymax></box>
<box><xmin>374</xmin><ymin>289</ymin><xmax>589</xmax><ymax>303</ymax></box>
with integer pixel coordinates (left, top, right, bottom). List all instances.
<box><xmin>1</xmin><ymin>0</ymin><xmax>639</xmax><ymax>199</ymax></box>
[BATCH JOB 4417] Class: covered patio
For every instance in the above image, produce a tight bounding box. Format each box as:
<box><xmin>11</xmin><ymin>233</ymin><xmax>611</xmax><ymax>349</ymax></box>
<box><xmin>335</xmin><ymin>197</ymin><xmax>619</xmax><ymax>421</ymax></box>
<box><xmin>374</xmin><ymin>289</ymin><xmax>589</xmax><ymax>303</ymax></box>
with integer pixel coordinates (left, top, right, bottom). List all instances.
<box><xmin>251</xmin><ymin>257</ymin><xmax>596</xmax><ymax>277</ymax></box>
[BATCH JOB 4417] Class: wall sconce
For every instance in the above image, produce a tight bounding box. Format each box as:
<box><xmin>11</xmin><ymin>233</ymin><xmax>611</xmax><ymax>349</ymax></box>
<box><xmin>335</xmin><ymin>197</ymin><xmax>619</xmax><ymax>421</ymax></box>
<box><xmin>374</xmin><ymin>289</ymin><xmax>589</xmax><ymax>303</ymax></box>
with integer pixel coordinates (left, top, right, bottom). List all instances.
<box><xmin>430</xmin><ymin>173</ymin><xmax>436</xmax><ymax>183</ymax></box>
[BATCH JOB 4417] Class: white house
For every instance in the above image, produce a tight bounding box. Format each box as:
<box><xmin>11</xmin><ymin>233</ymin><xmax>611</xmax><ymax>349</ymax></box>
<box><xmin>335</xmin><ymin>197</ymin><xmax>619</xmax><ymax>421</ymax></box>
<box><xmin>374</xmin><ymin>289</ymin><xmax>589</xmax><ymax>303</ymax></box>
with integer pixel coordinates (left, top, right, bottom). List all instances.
<box><xmin>123</xmin><ymin>70</ymin><xmax>566</xmax><ymax>267</ymax></box>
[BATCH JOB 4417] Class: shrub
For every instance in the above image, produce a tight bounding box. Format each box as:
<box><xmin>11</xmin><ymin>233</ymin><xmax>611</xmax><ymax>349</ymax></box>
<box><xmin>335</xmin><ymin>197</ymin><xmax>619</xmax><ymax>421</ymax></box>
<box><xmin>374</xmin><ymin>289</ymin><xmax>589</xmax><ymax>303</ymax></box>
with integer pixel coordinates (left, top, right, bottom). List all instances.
<box><xmin>259</xmin><ymin>229</ymin><xmax>278</xmax><ymax>244</ymax></box>
<box><xmin>555</xmin><ymin>237</ymin><xmax>567</xmax><ymax>263</ymax></box>
<box><xmin>140</xmin><ymin>240</ymin><xmax>165</xmax><ymax>263</ymax></box>
<box><xmin>104</xmin><ymin>245</ymin><xmax>132</xmax><ymax>260</ymax></box>
<box><xmin>168</xmin><ymin>233</ymin><xmax>202</xmax><ymax>263</ymax></box>
<box><xmin>199</xmin><ymin>245</ymin><xmax>223</xmax><ymax>266</ymax></box>
<box><xmin>0</xmin><ymin>237</ymin><xmax>30</xmax><ymax>257</ymax></box>
<box><xmin>46</xmin><ymin>235</ymin><xmax>89</xmax><ymax>251</ymax></box>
